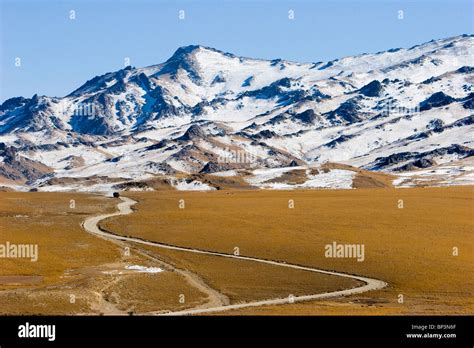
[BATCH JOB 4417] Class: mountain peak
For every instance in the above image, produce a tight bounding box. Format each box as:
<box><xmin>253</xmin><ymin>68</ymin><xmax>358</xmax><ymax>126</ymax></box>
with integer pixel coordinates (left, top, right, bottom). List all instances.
<box><xmin>166</xmin><ymin>45</ymin><xmax>224</xmax><ymax>62</ymax></box>
<box><xmin>0</xmin><ymin>35</ymin><xmax>473</xmax><ymax>189</ymax></box>
<box><xmin>158</xmin><ymin>45</ymin><xmax>234</xmax><ymax>83</ymax></box>
<box><xmin>169</xmin><ymin>45</ymin><xmax>203</xmax><ymax>59</ymax></box>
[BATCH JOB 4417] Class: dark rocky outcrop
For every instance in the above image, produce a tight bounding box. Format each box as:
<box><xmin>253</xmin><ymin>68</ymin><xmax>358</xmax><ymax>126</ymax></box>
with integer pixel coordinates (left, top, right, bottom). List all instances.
<box><xmin>419</xmin><ymin>92</ymin><xmax>455</xmax><ymax>111</ymax></box>
<box><xmin>426</xmin><ymin>118</ymin><xmax>445</xmax><ymax>133</ymax></box>
<box><xmin>0</xmin><ymin>144</ymin><xmax>52</xmax><ymax>182</ymax></box>
<box><xmin>456</xmin><ymin>66</ymin><xmax>474</xmax><ymax>74</ymax></box>
<box><xmin>199</xmin><ymin>161</ymin><xmax>229</xmax><ymax>174</ymax></box>
<box><xmin>0</xmin><ymin>96</ymin><xmax>30</xmax><ymax>112</ymax></box>
<box><xmin>177</xmin><ymin>124</ymin><xmax>206</xmax><ymax>141</ymax></box>
<box><xmin>394</xmin><ymin>158</ymin><xmax>436</xmax><ymax>171</ymax></box>
<box><xmin>293</xmin><ymin>109</ymin><xmax>317</xmax><ymax>124</ymax></box>
<box><xmin>253</xmin><ymin>129</ymin><xmax>277</xmax><ymax>139</ymax></box>
<box><xmin>358</xmin><ymin>80</ymin><xmax>383</xmax><ymax>97</ymax></box>
<box><xmin>462</xmin><ymin>93</ymin><xmax>474</xmax><ymax>109</ymax></box>
<box><xmin>367</xmin><ymin>144</ymin><xmax>474</xmax><ymax>171</ymax></box>
<box><xmin>326</xmin><ymin>97</ymin><xmax>363</xmax><ymax>123</ymax></box>
<box><xmin>324</xmin><ymin>134</ymin><xmax>355</xmax><ymax>148</ymax></box>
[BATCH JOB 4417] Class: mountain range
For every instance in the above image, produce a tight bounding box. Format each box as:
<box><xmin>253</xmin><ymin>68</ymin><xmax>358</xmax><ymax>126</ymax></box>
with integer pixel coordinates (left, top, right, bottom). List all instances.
<box><xmin>0</xmin><ymin>34</ymin><xmax>473</xmax><ymax>192</ymax></box>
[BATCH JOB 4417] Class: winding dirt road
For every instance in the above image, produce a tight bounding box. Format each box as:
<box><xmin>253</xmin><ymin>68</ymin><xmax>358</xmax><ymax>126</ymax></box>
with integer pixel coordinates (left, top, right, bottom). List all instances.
<box><xmin>83</xmin><ymin>196</ymin><xmax>387</xmax><ymax>315</ymax></box>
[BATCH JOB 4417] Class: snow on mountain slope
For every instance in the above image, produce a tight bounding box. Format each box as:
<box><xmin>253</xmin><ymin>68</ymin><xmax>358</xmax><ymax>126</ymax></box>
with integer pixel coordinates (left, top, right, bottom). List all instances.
<box><xmin>0</xmin><ymin>34</ymin><xmax>473</xmax><ymax>191</ymax></box>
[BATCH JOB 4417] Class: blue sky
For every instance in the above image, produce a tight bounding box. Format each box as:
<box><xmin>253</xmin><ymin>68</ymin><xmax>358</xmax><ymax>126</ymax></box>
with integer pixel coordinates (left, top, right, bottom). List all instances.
<box><xmin>0</xmin><ymin>0</ymin><xmax>472</xmax><ymax>102</ymax></box>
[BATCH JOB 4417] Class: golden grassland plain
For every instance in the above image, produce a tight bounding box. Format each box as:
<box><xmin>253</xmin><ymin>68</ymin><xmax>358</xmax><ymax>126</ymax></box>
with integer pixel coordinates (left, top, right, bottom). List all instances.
<box><xmin>101</xmin><ymin>186</ymin><xmax>474</xmax><ymax>315</ymax></box>
<box><xmin>0</xmin><ymin>192</ymin><xmax>207</xmax><ymax>315</ymax></box>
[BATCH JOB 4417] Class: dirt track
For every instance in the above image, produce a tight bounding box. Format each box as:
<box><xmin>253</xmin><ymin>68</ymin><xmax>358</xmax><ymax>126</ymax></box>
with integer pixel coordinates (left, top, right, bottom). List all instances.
<box><xmin>83</xmin><ymin>196</ymin><xmax>387</xmax><ymax>315</ymax></box>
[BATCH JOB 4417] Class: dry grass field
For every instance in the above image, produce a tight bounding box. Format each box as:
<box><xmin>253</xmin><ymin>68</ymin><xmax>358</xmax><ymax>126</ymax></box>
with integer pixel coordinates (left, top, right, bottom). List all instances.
<box><xmin>0</xmin><ymin>192</ymin><xmax>207</xmax><ymax>315</ymax></box>
<box><xmin>101</xmin><ymin>186</ymin><xmax>474</xmax><ymax>315</ymax></box>
<box><xmin>1</xmin><ymin>187</ymin><xmax>472</xmax><ymax>315</ymax></box>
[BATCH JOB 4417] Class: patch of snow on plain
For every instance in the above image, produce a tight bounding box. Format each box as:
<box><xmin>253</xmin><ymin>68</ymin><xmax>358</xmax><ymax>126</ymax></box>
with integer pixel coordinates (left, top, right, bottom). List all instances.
<box><xmin>210</xmin><ymin>170</ymin><xmax>239</xmax><ymax>177</ymax></box>
<box><xmin>37</xmin><ymin>182</ymin><xmax>122</xmax><ymax>193</ymax></box>
<box><xmin>301</xmin><ymin>169</ymin><xmax>355</xmax><ymax>189</ymax></box>
<box><xmin>254</xmin><ymin>168</ymin><xmax>355</xmax><ymax>189</ymax></box>
<box><xmin>171</xmin><ymin>179</ymin><xmax>216</xmax><ymax>191</ymax></box>
<box><xmin>245</xmin><ymin>166</ymin><xmax>305</xmax><ymax>185</ymax></box>
<box><xmin>392</xmin><ymin>162</ymin><xmax>474</xmax><ymax>187</ymax></box>
<box><xmin>125</xmin><ymin>265</ymin><xmax>164</xmax><ymax>274</ymax></box>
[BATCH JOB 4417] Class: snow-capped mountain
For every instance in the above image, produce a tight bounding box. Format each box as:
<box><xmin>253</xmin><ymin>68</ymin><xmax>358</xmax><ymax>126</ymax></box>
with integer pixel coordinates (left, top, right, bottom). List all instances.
<box><xmin>0</xmin><ymin>34</ymin><xmax>473</xmax><ymax>191</ymax></box>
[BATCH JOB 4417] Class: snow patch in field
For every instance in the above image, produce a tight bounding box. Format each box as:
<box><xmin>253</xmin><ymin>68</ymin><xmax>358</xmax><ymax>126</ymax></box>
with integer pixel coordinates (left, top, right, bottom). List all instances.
<box><xmin>248</xmin><ymin>167</ymin><xmax>356</xmax><ymax>189</ymax></box>
<box><xmin>392</xmin><ymin>160</ymin><xmax>474</xmax><ymax>187</ymax></box>
<box><xmin>36</xmin><ymin>182</ymin><xmax>123</xmax><ymax>193</ymax></box>
<box><xmin>125</xmin><ymin>265</ymin><xmax>164</xmax><ymax>274</ymax></box>
<box><xmin>171</xmin><ymin>179</ymin><xmax>216</xmax><ymax>191</ymax></box>
<box><xmin>211</xmin><ymin>170</ymin><xmax>239</xmax><ymax>177</ymax></box>
<box><xmin>245</xmin><ymin>166</ymin><xmax>305</xmax><ymax>185</ymax></box>
<box><xmin>301</xmin><ymin>169</ymin><xmax>355</xmax><ymax>189</ymax></box>
<box><xmin>0</xmin><ymin>183</ymin><xmax>29</xmax><ymax>192</ymax></box>
<box><xmin>127</xmin><ymin>187</ymin><xmax>155</xmax><ymax>191</ymax></box>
